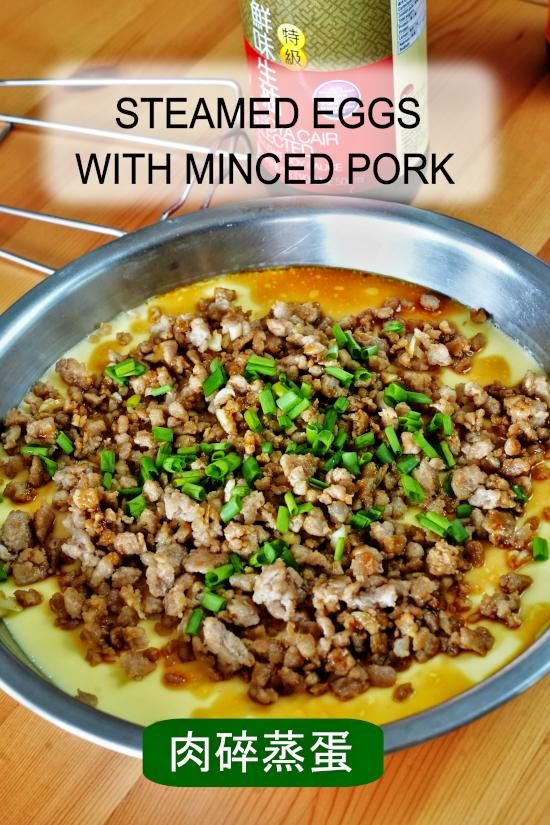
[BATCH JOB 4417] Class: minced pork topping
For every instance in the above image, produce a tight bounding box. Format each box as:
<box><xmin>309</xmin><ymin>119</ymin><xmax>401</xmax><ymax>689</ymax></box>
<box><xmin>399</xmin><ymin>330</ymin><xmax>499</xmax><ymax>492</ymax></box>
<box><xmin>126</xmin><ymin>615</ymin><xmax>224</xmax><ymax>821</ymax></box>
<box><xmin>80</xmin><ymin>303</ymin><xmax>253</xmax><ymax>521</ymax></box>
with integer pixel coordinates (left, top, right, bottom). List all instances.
<box><xmin>0</xmin><ymin>287</ymin><xmax>548</xmax><ymax>704</ymax></box>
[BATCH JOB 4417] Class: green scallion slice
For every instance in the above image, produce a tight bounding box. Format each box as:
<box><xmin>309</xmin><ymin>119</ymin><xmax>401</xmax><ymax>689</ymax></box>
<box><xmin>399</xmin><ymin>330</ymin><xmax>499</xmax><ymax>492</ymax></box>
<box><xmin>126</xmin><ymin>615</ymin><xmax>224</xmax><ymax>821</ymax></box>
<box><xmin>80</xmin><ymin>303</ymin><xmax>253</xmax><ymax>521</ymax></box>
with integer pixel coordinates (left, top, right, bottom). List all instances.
<box><xmin>140</xmin><ymin>455</ymin><xmax>158</xmax><ymax>481</ymax></box>
<box><xmin>21</xmin><ymin>445</ymin><xmax>50</xmax><ymax>457</ymax></box>
<box><xmin>439</xmin><ymin>441</ymin><xmax>456</xmax><ymax>468</ymax></box>
<box><xmin>412</xmin><ymin>432</ymin><xmax>439</xmax><ymax>459</ymax></box>
<box><xmin>185</xmin><ymin>607</ymin><xmax>204</xmax><ymax>635</ymax></box>
<box><xmin>456</xmin><ymin>503</ymin><xmax>473</xmax><ymax>518</ymax></box>
<box><xmin>244</xmin><ymin>408</ymin><xmax>263</xmax><ymax>433</ymax></box>
<box><xmin>355</xmin><ymin>432</ymin><xmax>375</xmax><ymax>449</ymax></box>
<box><xmin>406</xmin><ymin>391</ymin><xmax>432</xmax><ymax>406</ymax></box>
<box><xmin>99</xmin><ymin>449</ymin><xmax>116</xmax><ymax>474</ymax></box>
<box><xmin>383</xmin><ymin>382</ymin><xmax>408</xmax><ymax>407</ymax></box>
<box><xmin>401</xmin><ymin>474</ymin><xmax>425</xmax><ymax>504</ymax></box>
<box><xmin>375</xmin><ymin>443</ymin><xmax>394</xmax><ymax>464</ymax></box>
<box><xmin>126</xmin><ymin>394</ymin><xmax>141</xmax><ymax>409</ymax></box>
<box><xmin>102</xmin><ymin>472</ymin><xmax>113</xmax><ymax>490</ymax></box>
<box><xmin>205</xmin><ymin>564</ymin><xmax>235</xmax><ymax>589</ymax></box>
<box><xmin>242</xmin><ymin>456</ymin><xmax>262</xmax><ymax>485</ymax></box>
<box><xmin>342</xmin><ymin>451</ymin><xmax>361</xmax><ymax>476</ymax></box>
<box><xmin>384</xmin><ymin>320</ymin><xmax>405</xmax><ymax>334</ymax></box>
<box><xmin>447</xmin><ymin>519</ymin><xmax>469</xmax><ymax>544</ymax></box>
<box><xmin>244</xmin><ymin>354</ymin><xmax>277</xmax><ymax>379</ymax></box>
<box><xmin>203</xmin><ymin>357</ymin><xmax>228</xmax><ymax>398</ymax></box>
<box><xmin>220</xmin><ymin>496</ymin><xmax>242</xmax><ymax>523</ymax></box>
<box><xmin>385</xmin><ymin>426</ymin><xmax>402</xmax><ymax>455</ymax></box>
<box><xmin>126</xmin><ymin>494</ymin><xmax>146</xmax><ymax>518</ymax></box>
<box><xmin>396</xmin><ymin>454</ymin><xmax>419</xmax><ymax>475</ymax></box>
<box><xmin>334</xmin><ymin>536</ymin><xmax>346</xmax><ymax>562</ymax></box>
<box><xmin>42</xmin><ymin>457</ymin><xmax>58</xmax><ymax>477</ymax></box>
<box><xmin>259</xmin><ymin>386</ymin><xmax>276</xmax><ymax>415</ymax></box>
<box><xmin>152</xmin><ymin>426</ymin><xmax>173</xmax><ymax>443</ymax></box>
<box><xmin>532</xmin><ymin>536</ymin><xmax>549</xmax><ymax>561</ymax></box>
<box><xmin>333</xmin><ymin>396</ymin><xmax>349</xmax><ymax>414</ymax></box>
<box><xmin>56</xmin><ymin>432</ymin><xmax>74</xmax><ymax>454</ymax></box>
<box><xmin>230</xmin><ymin>552</ymin><xmax>245</xmax><ymax>573</ymax></box>
<box><xmin>179</xmin><ymin>482</ymin><xmax>206</xmax><ymax>502</ymax></box>
<box><xmin>149</xmin><ymin>384</ymin><xmax>173</xmax><ymax>397</ymax></box>
<box><xmin>277</xmin><ymin>505</ymin><xmax>290</xmax><ymax>533</ymax></box>
<box><xmin>261</xmin><ymin>441</ymin><xmax>273</xmax><ymax>455</ymax></box>
<box><xmin>325</xmin><ymin>365</ymin><xmax>354</xmax><ymax>389</ymax></box>
<box><xmin>309</xmin><ymin>477</ymin><xmax>329</xmax><ymax>490</ymax></box>
<box><xmin>512</xmin><ymin>484</ymin><xmax>529</xmax><ymax>503</ymax></box>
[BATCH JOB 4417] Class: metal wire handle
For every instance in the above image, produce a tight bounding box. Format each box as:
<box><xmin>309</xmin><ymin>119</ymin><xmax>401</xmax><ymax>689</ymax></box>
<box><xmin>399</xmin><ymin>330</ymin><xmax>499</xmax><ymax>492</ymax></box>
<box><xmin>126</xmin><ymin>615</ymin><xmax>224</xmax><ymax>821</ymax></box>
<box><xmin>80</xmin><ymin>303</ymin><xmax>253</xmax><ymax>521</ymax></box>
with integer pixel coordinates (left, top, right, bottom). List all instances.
<box><xmin>0</xmin><ymin>76</ymin><xmax>252</xmax><ymax>275</ymax></box>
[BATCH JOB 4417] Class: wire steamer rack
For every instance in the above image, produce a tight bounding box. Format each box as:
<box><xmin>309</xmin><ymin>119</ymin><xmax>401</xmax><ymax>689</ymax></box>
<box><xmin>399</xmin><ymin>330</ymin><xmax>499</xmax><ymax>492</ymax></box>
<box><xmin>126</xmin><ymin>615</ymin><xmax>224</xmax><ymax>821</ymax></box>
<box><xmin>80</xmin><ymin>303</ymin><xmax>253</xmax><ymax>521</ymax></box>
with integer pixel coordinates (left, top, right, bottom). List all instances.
<box><xmin>0</xmin><ymin>76</ymin><xmax>253</xmax><ymax>277</ymax></box>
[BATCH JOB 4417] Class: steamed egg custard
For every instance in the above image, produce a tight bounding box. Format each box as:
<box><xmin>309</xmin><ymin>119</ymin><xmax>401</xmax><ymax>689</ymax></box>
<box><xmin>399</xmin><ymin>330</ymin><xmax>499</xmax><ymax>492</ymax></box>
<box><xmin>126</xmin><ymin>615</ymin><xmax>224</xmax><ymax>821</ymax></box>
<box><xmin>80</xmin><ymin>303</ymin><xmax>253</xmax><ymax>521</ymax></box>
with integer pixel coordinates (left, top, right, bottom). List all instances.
<box><xmin>0</xmin><ymin>267</ymin><xmax>548</xmax><ymax>727</ymax></box>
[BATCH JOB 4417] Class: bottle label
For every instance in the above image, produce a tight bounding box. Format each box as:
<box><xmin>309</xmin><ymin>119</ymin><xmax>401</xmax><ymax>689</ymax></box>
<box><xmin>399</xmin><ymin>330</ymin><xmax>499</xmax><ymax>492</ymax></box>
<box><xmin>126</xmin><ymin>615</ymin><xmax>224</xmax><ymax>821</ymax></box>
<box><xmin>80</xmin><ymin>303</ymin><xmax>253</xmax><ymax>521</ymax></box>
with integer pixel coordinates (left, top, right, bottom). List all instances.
<box><xmin>241</xmin><ymin>0</ymin><xmax>427</xmax><ymax>192</ymax></box>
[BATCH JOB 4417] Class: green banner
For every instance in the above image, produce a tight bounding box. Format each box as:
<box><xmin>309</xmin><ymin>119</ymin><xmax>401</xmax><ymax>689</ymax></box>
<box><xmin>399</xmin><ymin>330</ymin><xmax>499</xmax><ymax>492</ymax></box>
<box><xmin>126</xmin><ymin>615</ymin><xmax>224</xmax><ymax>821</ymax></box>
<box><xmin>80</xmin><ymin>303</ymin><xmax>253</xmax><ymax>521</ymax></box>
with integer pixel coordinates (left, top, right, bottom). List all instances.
<box><xmin>143</xmin><ymin>718</ymin><xmax>383</xmax><ymax>787</ymax></box>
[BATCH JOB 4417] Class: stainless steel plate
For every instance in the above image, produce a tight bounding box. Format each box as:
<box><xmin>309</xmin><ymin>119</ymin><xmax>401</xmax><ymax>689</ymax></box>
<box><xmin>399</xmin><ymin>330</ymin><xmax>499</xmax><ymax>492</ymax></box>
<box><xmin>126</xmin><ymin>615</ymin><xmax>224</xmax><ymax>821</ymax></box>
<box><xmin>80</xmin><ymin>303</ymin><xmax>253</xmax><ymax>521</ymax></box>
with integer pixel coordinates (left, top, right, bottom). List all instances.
<box><xmin>0</xmin><ymin>196</ymin><xmax>548</xmax><ymax>756</ymax></box>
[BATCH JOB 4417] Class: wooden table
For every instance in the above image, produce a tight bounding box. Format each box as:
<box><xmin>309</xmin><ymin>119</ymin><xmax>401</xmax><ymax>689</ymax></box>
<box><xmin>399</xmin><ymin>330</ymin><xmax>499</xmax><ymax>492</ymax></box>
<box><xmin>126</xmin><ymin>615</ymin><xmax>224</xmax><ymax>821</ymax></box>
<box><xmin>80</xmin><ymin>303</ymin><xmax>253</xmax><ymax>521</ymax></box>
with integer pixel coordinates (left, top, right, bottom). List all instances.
<box><xmin>0</xmin><ymin>1</ymin><xmax>549</xmax><ymax>823</ymax></box>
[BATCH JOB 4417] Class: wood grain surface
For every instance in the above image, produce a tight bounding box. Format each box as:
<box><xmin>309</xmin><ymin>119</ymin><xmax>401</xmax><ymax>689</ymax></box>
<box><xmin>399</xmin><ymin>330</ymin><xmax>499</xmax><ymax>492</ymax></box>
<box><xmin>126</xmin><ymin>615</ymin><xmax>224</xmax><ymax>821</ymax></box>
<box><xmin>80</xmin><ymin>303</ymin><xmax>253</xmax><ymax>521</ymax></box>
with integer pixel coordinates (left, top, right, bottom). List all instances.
<box><xmin>0</xmin><ymin>1</ymin><xmax>549</xmax><ymax>823</ymax></box>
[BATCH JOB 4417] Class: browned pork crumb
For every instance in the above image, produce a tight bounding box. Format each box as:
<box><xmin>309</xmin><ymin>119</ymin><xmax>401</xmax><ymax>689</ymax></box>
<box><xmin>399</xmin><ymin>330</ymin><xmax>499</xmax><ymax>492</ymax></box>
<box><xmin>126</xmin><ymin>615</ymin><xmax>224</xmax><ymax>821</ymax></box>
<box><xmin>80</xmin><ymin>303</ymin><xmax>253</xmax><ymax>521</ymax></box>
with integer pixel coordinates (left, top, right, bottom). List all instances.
<box><xmin>76</xmin><ymin>689</ymin><xmax>98</xmax><ymax>707</ymax></box>
<box><xmin>0</xmin><ymin>285</ymin><xmax>548</xmax><ymax>706</ymax></box>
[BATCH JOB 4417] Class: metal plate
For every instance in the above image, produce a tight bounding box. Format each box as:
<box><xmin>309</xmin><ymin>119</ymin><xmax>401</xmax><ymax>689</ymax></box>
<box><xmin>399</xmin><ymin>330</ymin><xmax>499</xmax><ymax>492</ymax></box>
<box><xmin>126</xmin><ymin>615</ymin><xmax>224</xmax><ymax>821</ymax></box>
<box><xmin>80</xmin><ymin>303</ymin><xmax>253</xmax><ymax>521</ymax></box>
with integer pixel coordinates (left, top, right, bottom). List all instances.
<box><xmin>0</xmin><ymin>196</ymin><xmax>548</xmax><ymax>756</ymax></box>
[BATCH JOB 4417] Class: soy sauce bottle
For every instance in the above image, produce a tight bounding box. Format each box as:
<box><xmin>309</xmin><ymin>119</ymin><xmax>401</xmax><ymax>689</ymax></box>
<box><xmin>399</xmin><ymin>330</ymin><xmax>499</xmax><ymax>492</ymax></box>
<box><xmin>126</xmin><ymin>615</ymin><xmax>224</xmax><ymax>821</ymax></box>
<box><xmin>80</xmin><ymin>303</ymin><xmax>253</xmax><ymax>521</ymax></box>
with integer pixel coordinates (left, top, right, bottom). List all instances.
<box><xmin>239</xmin><ymin>0</ymin><xmax>428</xmax><ymax>200</ymax></box>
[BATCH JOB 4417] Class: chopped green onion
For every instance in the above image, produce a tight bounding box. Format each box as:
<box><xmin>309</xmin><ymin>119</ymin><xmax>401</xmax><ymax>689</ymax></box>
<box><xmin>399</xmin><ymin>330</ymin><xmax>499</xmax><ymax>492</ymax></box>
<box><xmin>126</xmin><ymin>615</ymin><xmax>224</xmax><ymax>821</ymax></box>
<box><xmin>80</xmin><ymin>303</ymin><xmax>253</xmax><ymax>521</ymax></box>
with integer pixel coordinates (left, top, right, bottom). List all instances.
<box><xmin>231</xmin><ymin>485</ymin><xmax>250</xmax><ymax>499</ymax></box>
<box><xmin>296</xmin><ymin>502</ymin><xmax>314</xmax><ymax>514</ymax></box>
<box><xmin>384</xmin><ymin>320</ymin><xmax>405</xmax><ymax>334</ymax></box>
<box><xmin>456</xmin><ymin>503</ymin><xmax>473</xmax><ymax>518</ymax></box>
<box><xmin>287</xmin><ymin>397</ymin><xmax>311</xmax><ymax>420</ymax></box>
<box><xmin>325</xmin><ymin>366</ymin><xmax>354</xmax><ymax>389</ymax></box>
<box><xmin>332</xmin><ymin>324</ymin><xmax>348</xmax><ymax>348</ymax></box>
<box><xmin>439</xmin><ymin>441</ymin><xmax>456</xmax><ymax>468</ymax></box>
<box><xmin>428</xmin><ymin>412</ymin><xmax>453</xmax><ymax>436</ymax></box>
<box><xmin>285</xmin><ymin>442</ymin><xmax>298</xmax><ymax>455</ymax></box>
<box><xmin>350</xmin><ymin>511</ymin><xmax>370</xmax><ymax>530</ymax></box>
<box><xmin>383</xmin><ymin>382</ymin><xmax>408</xmax><ymax>406</ymax></box>
<box><xmin>42</xmin><ymin>457</ymin><xmax>58</xmax><ymax>477</ymax></box>
<box><xmin>244</xmin><ymin>408</ymin><xmax>263</xmax><ymax>433</ymax></box>
<box><xmin>200</xmin><ymin>591</ymin><xmax>226</xmax><ymax>613</ymax></box>
<box><xmin>354</xmin><ymin>368</ymin><xmax>372</xmax><ymax>383</ymax></box>
<box><xmin>127</xmin><ymin>494</ymin><xmax>146</xmax><ymax>518</ymax></box>
<box><xmin>333</xmin><ymin>428</ymin><xmax>348</xmax><ymax>450</ymax></box>
<box><xmin>205</xmin><ymin>564</ymin><xmax>235</xmax><ymax>589</ymax></box>
<box><xmin>140</xmin><ymin>455</ymin><xmax>158</xmax><ymax>481</ymax></box>
<box><xmin>375</xmin><ymin>443</ymin><xmax>394</xmax><ymax>464</ymax></box>
<box><xmin>334</xmin><ymin>396</ymin><xmax>349</xmax><ymax>414</ymax></box>
<box><xmin>322</xmin><ymin>451</ymin><xmax>343</xmax><ymax>473</ymax></box>
<box><xmin>205</xmin><ymin>458</ymin><xmax>231</xmax><ymax>481</ymax></box>
<box><xmin>242</xmin><ymin>456</ymin><xmax>262</xmax><ymax>486</ymax></box>
<box><xmin>149</xmin><ymin>384</ymin><xmax>173</xmax><ymax>397</ymax></box>
<box><xmin>417</xmin><ymin>512</ymin><xmax>450</xmax><ymax>537</ymax></box>
<box><xmin>359</xmin><ymin>451</ymin><xmax>373</xmax><ymax>465</ymax></box>
<box><xmin>99</xmin><ymin>449</ymin><xmax>116</xmax><ymax>474</ymax></box>
<box><xmin>105</xmin><ymin>358</ymin><xmax>146</xmax><ymax>385</ymax></box>
<box><xmin>334</xmin><ymin>536</ymin><xmax>346</xmax><ymax>562</ymax></box>
<box><xmin>443</xmin><ymin>472</ymin><xmax>454</xmax><ymax>497</ymax></box>
<box><xmin>261</xmin><ymin>441</ymin><xmax>273</xmax><ymax>455</ymax></box>
<box><xmin>152</xmin><ymin>426</ymin><xmax>173</xmax><ymax>443</ymax></box>
<box><xmin>309</xmin><ymin>477</ymin><xmax>329</xmax><ymax>490</ymax></box>
<box><xmin>280</xmin><ymin>547</ymin><xmax>299</xmax><ymax>570</ymax></box>
<box><xmin>185</xmin><ymin>607</ymin><xmax>204</xmax><ymax>635</ymax></box>
<box><xmin>406</xmin><ymin>391</ymin><xmax>432</xmax><ymax>406</ymax></box>
<box><xmin>0</xmin><ymin>563</ymin><xmax>8</xmax><ymax>583</ymax></box>
<box><xmin>102</xmin><ymin>472</ymin><xmax>113</xmax><ymax>490</ymax></box>
<box><xmin>174</xmin><ymin>470</ymin><xmax>204</xmax><ymax>483</ymax></box>
<box><xmin>323</xmin><ymin>408</ymin><xmax>338</xmax><ymax>432</ymax></box>
<box><xmin>342</xmin><ymin>451</ymin><xmax>361</xmax><ymax>476</ymax></box>
<box><xmin>325</xmin><ymin>342</ymin><xmax>339</xmax><ymax>360</ymax></box>
<box><xmin>447</xmin><ymin>519</ymin><xmax>469</xmax><ymax>544</ymax></box>
<box><xmin>155</xmin><ymin>442</ymin><xmax>172</xmax><ymax>468</ymax></box>
<box><xmin>398</xmin><ymin>413</ymin><xmax>424</xmax><ymax>433</ymax></box>
<box><xmin>532</xmin><ymin>537</ymin><xmax>549</xmax><ymax>561</ymax></box>
<box><xmin>301</xmin><ymin>382</ymin><xmax>312</xmax><ymax>398</ymax></box>
<box><xmin>277</xmin><ymin>506</ymin><xmax>290</xmax><ymax>533</ymax></box>
<box><xmin>361</xmin><ymin>344</ymin><xmax>379</xmax><ymax>359</ymax></box>
<box><xmin>177</xmin><ymin>445</ymin><xmax>200</xmax><ymax>457</ymax></box>
<box><xmin>512</xmin><ymin>484</ymin><xmax>529</xmax><ymax>503</ymax></box>
<box><xmin>401</xmin><ymin>475</ymin><xmax>425</xmax><ymax>504</ymax></box>
<box><xmin>203</xmin><ymin>357</ymin><xmax>228</xmax><ymax>398</ymax></box>
<box><xmin>230</xmin><ymin>553</ymin><xmax>245</xmax><ymax>573</ymax></box>
<box><xmin>126</xmin><ymin>394</ymin><xmax>141</xmax><ymax>409</ymax></box>
<box><xmin>244</xmin><ymin>354</ymin><xmax>277</xmax><ymax>378</ymax></box>
<box><xmin>412</xmin><ymin>433</ymin><xmax>439</xmax><ymax>459</ymax></box>
<box><xmin>385</xmin><ymin>427</ymin><xmax>402</xmax><ymax>455</ymax></box>
<box><xmin>355</xmin><ymin>432</ymin><xmax>375</xmax><ymax>449</ymax></box>
<box><xmin>56</xmin><ymin>432</ymin><xmax>74</xmax><ymax>454</ymax></box>
<box><xmin>313</xmin><ymin>429</ymin><xmax>334</xmax><ymax>455</ymax></box>
<box><xmin>201</xmin><ymin>441</ymin><xmax>231</xmax><ymax>454</ymax></box>
<box><xmin>272</xmin><ymin>382</ymin><xmax>287</xmax><ymax>398</ymax></box>
<box><xmin>179</xmin><ymin>482</ymin><xmax>206</xmax><ymax>502</ymax></box>
<box><xmin>278</xmin><ymin>414</ymin><xmax>293</xmax><ymax>430</ymax></box>
<box><xmin>21</xmin><ymin>445</ymin><xmax>50</xmax><ymax>457</ymax></box>
<box><xmin>118</xmin><ymin>486</ymin><xmax>142</xmax><ymax>497</ymax></box>
<box><xmin>277</xmin><ymin>390</ymin><xmax>301</xmax><ymax>413</ymax></box>
<box><xmin>259</xmin><ymin>386</ymin><xmax>276</xmax><ymax>415</ymax></box>
<box><xmin>396</xmin><ymin>455</ymin><xmax>420</xmax><ymax>475</ymax></box>
<box><xmin>284</xmin><ymin>492</ymin><xmax>298</xmax><ymax>516</ymax></box>
<box><xmin>162</xmin><ymin>455</ymin><xmax>188</xmax><ymax>474</ymax></box>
